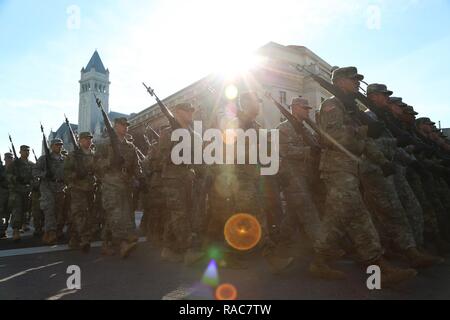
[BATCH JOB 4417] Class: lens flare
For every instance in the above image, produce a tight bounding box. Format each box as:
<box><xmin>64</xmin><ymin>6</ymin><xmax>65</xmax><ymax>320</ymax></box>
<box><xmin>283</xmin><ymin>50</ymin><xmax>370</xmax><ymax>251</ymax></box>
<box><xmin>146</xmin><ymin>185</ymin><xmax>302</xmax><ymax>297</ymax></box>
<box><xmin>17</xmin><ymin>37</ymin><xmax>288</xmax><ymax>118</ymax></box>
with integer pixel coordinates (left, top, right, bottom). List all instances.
<box><xmin>225</xmin><ymin>84</ymin><xmax>239</xmax><ymax>100</ymax></box>
<box><xmin>216</xmin><ymin>283</ymin><xmax>238</xmax><ymax>301</ymax></box>
<box><xmin>224</xmin><ymin>213</ymin><xmax>262</xmax><ymax>251</ymax></box>
<box><xmin>202</xmin><ymin>259</ymin><xmax>219</xmax><ymax>287</ymax></box>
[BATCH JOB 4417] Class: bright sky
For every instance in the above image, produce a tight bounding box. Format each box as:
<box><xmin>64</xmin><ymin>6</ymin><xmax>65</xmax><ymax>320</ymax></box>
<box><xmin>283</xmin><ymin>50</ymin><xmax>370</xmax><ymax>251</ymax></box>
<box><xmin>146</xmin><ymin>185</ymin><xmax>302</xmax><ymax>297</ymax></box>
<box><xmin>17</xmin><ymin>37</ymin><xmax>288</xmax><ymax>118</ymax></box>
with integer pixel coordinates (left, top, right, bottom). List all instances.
<box><xmin>1</xmin><ymin>0</ymin><xmax>449</xmax><ymax>156</ymax></box>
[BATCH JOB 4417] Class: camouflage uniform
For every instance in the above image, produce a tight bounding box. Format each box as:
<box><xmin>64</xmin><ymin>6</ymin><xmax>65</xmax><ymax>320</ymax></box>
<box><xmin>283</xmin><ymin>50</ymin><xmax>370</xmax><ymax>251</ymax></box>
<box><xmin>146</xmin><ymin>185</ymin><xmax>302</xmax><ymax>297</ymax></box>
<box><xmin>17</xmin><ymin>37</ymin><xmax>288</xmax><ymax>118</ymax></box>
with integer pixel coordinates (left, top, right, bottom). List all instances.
<box><xmin>34</xmin><ymin>153</ymin><xmax>67</xmax><ymax>234</ymax></box>
<box><xmin>95</xmin><ymin>135</ymin><xmax>139</xmax><ymax>245</ymax></box>
<box><xmin>359</xmin><ymin>138</ymin><xmax>417</xmax><ymax>252</ymax></box>
<box><xmin>0</xmin><ymin>161</ymin><xmax>10</xmax><ymax>236</ymax></box>
<box><xmin>31</xmin><ymin>178</ymin><xmax>44</xmax><ymax>235</ymax></box>
<box><xmin>64</xmin><ymin>145</ymin><xmax>96</xmax><ymax>245</ymax></box>
<box><xmin>141</xmin><ymin>142</ymin><xmax>167</xmax><ymax>245</ymax></box>
<box><xmin>159</xmin><ymin>126</ymin><xmax>195</xmax><ymax>254</ymax></box>
<box><xmin>7</xmin><ymin>158</ymin><xmax>33</xmax><ymax>231</ymax></box>
<box><xmin>277</xmin><ymin>120</ymin><xmax>321</xmax><ymax>244</ymax></box>
<box><xmin>315</xmin><ymin>95</ymin><xmax>383</xmax><ymax>263</ymax></box>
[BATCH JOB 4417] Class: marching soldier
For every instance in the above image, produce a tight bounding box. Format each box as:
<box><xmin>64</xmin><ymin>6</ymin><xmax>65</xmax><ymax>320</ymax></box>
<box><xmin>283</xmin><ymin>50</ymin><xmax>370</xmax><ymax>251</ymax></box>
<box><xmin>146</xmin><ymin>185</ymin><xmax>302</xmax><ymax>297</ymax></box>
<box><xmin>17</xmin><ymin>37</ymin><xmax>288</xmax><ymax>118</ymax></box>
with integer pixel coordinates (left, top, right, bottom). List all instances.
<box><xmin>310</xmin><ymin>67</ymin><xmax>417</xmax><ymax>285</ymax></box>
<box><xmin>365</xmin><ymin>84</ymin><xmax>440</xmax><ymax>266</ymax></box>
<box><xmin>34</xmin><ymin>139</ymin><xmax>67</xmax><ymax>245</ymax></box>
<box><xmin>95</xmin><ymin>118</ymin><xmax>140</xmax><ymax>258</ymax></box>
<box><xmin>64</xmin><ymin>132</ymin><xmax>96</xmax><ymax>253</ymax></box>
<box><xmin>158</xmin><ymin>104</ymin><xmax>203</xmax><ymax>264</ymax></box>
<box><xmin>0</xmin><ymin>153</ymin><xmax>14</xmax><ymax>239</ymax></box>
<box><xmin>7</xmin><ymin>146</ymin><xmax>33</xmax><ymax>242</ymax></box>
<box><xmin>141</xmin><ymin>138</ymin><xmax>167</xmax><ymax>246</ymax></box>
<box><xmin>208</xmin><ymin>92</ymin><xmax>293</xmax><ymax>272</ymax></box>
<box><xmin>277</xmin><ymin>97</ymin><xmax>322</xmax><ymax>247</ymax></box>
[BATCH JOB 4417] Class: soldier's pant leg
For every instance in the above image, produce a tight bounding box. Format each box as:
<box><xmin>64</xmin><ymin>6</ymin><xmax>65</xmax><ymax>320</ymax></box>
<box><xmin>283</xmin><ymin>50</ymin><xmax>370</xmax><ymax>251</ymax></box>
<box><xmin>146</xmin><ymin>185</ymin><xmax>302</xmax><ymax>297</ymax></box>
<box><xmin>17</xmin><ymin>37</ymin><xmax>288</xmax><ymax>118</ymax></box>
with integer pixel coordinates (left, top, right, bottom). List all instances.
<box><xmin>54</xmin><ymin>191</ymin><xmax>66</xmax><ymax>234</ymax></box>
<box><xmin>146</xmin><ymin>189</ymin><xmax>167</xmax><ymax>243</ymax></box>
<box><xmin>315</xmin><ymin>172</ymin><xmax>383</xmax><ymax>263</ymax></box>
<box><xmin>435</xmin><ymin>177</ymin><xmax>450</xmax><ymax>237</ymax></box>
<box><xmin>101</xmin><ymin>181</ymin><xmax>134</xmax><ymax>244</ymax></box>
<box><xmin>283</xmin><ymin>175</ymin><xmax>321</xmax><ymax>244</ymax></box>
<box><xmin>70</xmin><ymin>189</ymin><xmax>93</xmax><ymax>243</ymax></box>
<box><xmin>41</xmin><ymin>191</ymin><xmax>57</xmax><ymax>233</ymax></box>
<box><xmin>421</xmin><ymin>172</ymin><xmax>449</xmax><ymax>241</ymax></box>
<box><xmin>394</xmin><ymin>166</ymin><xmax>424</xmax><ymax>247</ymax></box>
<box><xmin>31</xmin><ymin>191</ymin><xmax>44</xmax><ymax>232</ymax></box>
<box><xmin>406</xmin><ymin>168</ymin><xmax>441</xmax><ymax>242</ymax></box>
<box><xmin>162</xmin><ymin>178</ymin><xmax>192</xmax><ymax>253</ymax></box>
<box><xmin>360</xmin><ymin>169</ymin><xmax>416</xmax><ymax>252</ymax></box>
<box><xmin>0</xmin><ymin>191</ymin><xmax>10</xmax><ymax>234</ymax></box>
<box><xmin>11</xmin><ymin>191</ymin><xmax>27</xmax><ymax>230</ymax></box>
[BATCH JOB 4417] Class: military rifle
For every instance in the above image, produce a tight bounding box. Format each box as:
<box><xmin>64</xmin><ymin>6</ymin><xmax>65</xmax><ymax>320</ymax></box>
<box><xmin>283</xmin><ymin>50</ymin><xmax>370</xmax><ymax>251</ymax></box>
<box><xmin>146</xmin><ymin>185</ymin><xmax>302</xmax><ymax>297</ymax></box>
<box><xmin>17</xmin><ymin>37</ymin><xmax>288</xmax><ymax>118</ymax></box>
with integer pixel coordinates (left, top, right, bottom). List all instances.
<box><xmin>40</xmin><ymin>123</ymin><xmax>54</xmax><ymax>179</ymax></box>
<box><xmin>64</xmin><ymin>114</ymin><xmax>80</xmax><ymax>151</ymax></box>
<box><xmin>142</xmin><ymin>83</ymin><xmax>182</xmax><ymax>130</ymax></box>
<box><xmin>265</xmin><ymin>92</ymin><xmax>321</xmax><ymax>151</ymax></box>
<box><xmin>265</xmin><ymin>92</ymin><xmax>360</xmax><ymax>163</ymax></box>
<box><xmin>8</xmin><ymin>134</ymin><xmax>18</xmax><ymax>160</ymax></box>
<box><xmin>94</xmin><ymin>95</ymin><xmax>125</xmax><ymax>170</ymax></box>
<box><xmin>296</xmin><ymin>64</ymin><xmax>384</xmax><ymax>139</ymax></box>
<box><xmin>31</xmin><ymin>149</ymin><xmax>38</xmax><ymax>162</ymax></box>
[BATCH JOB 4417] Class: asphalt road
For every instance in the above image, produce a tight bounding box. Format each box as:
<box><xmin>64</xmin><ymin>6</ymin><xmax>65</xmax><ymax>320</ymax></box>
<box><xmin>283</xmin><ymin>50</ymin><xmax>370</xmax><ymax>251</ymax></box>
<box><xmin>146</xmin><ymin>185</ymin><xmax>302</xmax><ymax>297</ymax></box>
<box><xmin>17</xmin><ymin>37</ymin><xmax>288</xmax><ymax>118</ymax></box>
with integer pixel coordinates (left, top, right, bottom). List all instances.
<box><xmin>1</xmin><ymin>215</ymin><xmax>450</xmax><ymax>300</ymax></box>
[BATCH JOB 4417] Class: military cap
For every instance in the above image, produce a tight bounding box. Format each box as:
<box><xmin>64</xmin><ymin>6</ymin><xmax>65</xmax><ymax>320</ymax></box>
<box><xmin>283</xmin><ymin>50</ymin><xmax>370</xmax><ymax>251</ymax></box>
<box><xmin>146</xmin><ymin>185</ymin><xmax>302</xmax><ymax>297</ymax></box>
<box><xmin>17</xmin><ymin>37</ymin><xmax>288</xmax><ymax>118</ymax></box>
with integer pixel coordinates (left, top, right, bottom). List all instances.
<box><xmin>331</xmin><ymin>67</ymin><xmax>364</xmax><ymax>82</ymax></box>
<box><xmin>114</xmin><ymin>117</ymin><xmax>130</xmax><ymax>126</ymax></box>
<box><xmin>389</xmin><ymin>97</ymin><xmax>407</xmax><ymax>107</ymax></box>
<box><xmin>79</xmin><ymin>132</ymin><xmax>93</xmax><ymax>140</ymax></box>
<box><xmin>416</xmin><ymin>118</ymin><xmax>436</xmax><ymax>126</ymax></box>
<box><xmin>367</xmin><ymin>84</ymin><xmax>393</xmax><ymax>96</ymax></box>
<box><xmin>4</xmin><ymin>153</ymin><xmax>13</xmax><ymax>159</ymax></box>
<box><xmin>290</xmin><ymin>97</ymin><xmax>312</xmax><ymax>109</ymax></box>
<box><xmin>173</xmin><ymin>103</ymin><xmax>195</xmax><ymax>112</ymax></box>
<box><xmin>405</xmin><ymin>105</ymin><xmax>418</xmax><ymax>115</ymax></box>
<box><xmin>50</xmin><ymin>139</ymin><xmax>64</xmax><ymax>146</ymax></box>
<box><xmin>20</xmin><ymin>145</ymin><xmax>30</xmax><ymax>151</ymax></box>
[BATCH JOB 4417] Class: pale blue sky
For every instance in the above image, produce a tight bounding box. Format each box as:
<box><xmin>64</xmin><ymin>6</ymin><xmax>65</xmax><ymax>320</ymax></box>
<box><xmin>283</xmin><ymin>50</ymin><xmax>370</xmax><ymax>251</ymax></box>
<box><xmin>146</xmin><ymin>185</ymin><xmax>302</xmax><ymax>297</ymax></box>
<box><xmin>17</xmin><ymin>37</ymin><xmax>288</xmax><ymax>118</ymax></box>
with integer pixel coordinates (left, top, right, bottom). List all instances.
<box><xmin>1</xmin><ymin>0</ymin><xmax>449</xmax><ymax>155</ymax></box>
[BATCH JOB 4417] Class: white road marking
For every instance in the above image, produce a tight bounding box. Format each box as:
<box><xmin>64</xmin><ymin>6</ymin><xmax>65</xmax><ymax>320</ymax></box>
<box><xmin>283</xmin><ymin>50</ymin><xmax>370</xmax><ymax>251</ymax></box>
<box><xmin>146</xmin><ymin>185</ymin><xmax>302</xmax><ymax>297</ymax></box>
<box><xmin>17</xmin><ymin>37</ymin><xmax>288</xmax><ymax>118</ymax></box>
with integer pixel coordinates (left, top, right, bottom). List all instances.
<box><xmin>46</xmin><ymin>288</ymin><xmax>79</xmax><ymax>300</ymax></box>
<box><xmin>0</xmin><ymin>261</ymin><xmax>63</xmax><ymax>283</ymax></box>
<box><xmin>0</xmin><ymin>238</ymin><xmax>147</xmax><ymax>258</ymax></box>
<box><xmin>162</xmin><ymin>286</ymin><xmax>193</xmax><ymax>300</ymax></box>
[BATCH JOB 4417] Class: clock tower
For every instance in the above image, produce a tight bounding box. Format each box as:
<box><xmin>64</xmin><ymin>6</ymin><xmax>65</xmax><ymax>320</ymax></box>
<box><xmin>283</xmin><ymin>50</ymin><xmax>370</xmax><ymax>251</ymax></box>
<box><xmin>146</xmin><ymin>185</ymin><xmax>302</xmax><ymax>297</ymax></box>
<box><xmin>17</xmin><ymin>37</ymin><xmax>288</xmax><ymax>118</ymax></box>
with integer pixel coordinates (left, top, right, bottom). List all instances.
<box><xmin>78</xmin><ymin>50</ymin><xmax>110</xmax><ymax>133</ymax></box>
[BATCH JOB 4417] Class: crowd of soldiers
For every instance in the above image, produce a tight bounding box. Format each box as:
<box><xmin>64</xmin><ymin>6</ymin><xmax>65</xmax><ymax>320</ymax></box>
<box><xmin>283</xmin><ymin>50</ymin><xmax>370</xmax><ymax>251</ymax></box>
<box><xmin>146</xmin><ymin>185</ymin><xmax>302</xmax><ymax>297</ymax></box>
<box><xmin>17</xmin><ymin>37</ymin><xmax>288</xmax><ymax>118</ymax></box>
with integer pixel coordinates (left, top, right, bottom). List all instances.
<box><xmin>1</xmin><ymin>66</ymin><xmax>450</xmax><ymax>287</ymax></box>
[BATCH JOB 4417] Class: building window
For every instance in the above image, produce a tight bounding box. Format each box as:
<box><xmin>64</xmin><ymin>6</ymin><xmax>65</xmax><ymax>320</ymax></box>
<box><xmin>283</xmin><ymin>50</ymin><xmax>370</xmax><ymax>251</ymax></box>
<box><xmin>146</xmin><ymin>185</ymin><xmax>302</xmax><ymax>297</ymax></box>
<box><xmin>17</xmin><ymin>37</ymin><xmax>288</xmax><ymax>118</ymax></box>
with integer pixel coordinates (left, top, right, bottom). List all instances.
<box><xmin>279</xmin><ymin>91</ymin><xmax>287</xmax><ymax>105</ymax></box>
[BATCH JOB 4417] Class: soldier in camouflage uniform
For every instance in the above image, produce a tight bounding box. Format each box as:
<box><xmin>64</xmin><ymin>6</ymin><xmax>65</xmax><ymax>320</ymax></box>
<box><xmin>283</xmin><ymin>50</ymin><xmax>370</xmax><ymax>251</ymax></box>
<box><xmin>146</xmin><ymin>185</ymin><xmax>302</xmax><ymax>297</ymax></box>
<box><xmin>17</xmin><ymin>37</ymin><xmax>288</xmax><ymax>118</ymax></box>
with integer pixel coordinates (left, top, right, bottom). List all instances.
<box><xmin>310</xmin><ymin>67</ymin><xmax>417</xmax><ymax>285</ymax></box>
<box><xmin>207</xmin><ymin>92</ymin><xmax>293</xmax><ymax>272</ymax></box>
<box><xmin>94</xmin><ymin>118</ymin><xmax>140</xmax><ymax>259</ymax></box>
<box><xmin>64</xmin><ymin>132</ymin><xmax>96</xmax><ymax>253</ymax></box>
<box><xmin>7</xmin><ymin>146</ymin><xmax>33</xmax><ymax>242</ymax></box>
<box><xmin>390</xmin><ymin>106</ymin><xmax>450</xmax><ymax>253</ymax></box>
<box><xmin>365</xmin><ymin>85</ymin><xmax>434</xmax><ymax>257</ymax></box>
<box><xmin>277</xmin><ymin>97</ymin><xmax>321</xmax><ymax>247</ymax></box>
<box><xmin>159</xmin><ymin>103</ymin><xmax>204</xmax><ymax>265</ymax></box>
<box><xmin>34</xmin><ymin>139</ymin><xmax>67</xmax><ymax>245</ymax></box>
<box><xmin>415</xmin><ymin>118</ymin><xmax>450</xmax><ymax>240</ymax></box>
<box><xmin>141</xmin><ymin>138</ymin><xmax>167</xmax><ymax>247</ymax></box>
<box><xmin>0</xmin><ymin>153</ymin><xmax>14</xmax><ymax>239</ymax></box>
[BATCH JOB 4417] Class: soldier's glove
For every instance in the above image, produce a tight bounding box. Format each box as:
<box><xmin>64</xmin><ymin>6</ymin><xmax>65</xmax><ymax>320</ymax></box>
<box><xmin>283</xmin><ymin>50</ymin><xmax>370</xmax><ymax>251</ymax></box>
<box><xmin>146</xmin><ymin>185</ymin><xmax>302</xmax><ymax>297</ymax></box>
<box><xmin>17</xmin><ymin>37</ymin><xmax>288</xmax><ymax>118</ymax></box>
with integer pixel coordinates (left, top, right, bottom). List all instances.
<box><xmin>367</xmin><ymin>121</ymin><xmax>384</xmax><ymax>139</ymax></box>
<box><xmin>381</xmin><ymin>161</ymin><xmax>396</xmax><ymax>177</ymax></box>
